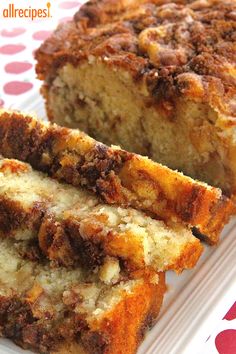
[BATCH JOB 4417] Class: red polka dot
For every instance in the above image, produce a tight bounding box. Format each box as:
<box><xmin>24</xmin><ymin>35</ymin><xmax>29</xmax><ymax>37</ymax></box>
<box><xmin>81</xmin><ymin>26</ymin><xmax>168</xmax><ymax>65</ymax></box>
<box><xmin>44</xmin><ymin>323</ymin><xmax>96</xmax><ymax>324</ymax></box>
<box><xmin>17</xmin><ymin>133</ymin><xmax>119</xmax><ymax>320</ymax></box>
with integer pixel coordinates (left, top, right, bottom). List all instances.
<box><xmin>1</xmin><ymin>28</ymin><xmax>26</xmax><ymax>37</ymax></box>
<box><xmin>0</xmin><ymin>99</ymin><xmax>4</xmax><ymax>107</ymax></box>
<box><xmin>5</xmin><ymin>62</ymin><xmax>33</xmax><ymax>74</ymax></box>
<box><xmin>32</xmin><ymin>30</ymin><xmax>52</xmax><ymax>40</ymax></box>
<box><xmin>59</xmin><ymin>1</ymin><xmax>79</xmax><ymax>9</ymax></box>
<box><xmin>59</xmin><ymin>16</ymin><xmax>73</xmax><ymax>24</ymax></box>
<box><xmin>0</xmin><ymin>44</ymin><xmax>25</xmax><ymax>55</ymax></box>
<box><xmin>224</xmin><ymin>302</ymin><xmax>236</xmax><ymax>321</ymax></box>
<box><xmin>215</xmin><ymin>330</ymin><xmax>236</xmax><ymax>354</ymax></box>
<box><xmin>4</xmin><ymin>81</ymin><xmax>33</xmax><ymax>95</ymax></box>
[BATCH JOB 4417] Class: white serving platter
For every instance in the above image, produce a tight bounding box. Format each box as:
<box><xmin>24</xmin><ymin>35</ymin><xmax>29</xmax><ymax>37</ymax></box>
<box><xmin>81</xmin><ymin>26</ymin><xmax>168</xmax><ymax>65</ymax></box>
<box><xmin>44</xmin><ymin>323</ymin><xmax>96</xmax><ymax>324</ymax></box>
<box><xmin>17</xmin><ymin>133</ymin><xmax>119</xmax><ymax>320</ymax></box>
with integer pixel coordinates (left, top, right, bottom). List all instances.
<box><xmin>0</xmin><ymin>93</ymin><xmax>236</xmax><ymax>354</ymax></box>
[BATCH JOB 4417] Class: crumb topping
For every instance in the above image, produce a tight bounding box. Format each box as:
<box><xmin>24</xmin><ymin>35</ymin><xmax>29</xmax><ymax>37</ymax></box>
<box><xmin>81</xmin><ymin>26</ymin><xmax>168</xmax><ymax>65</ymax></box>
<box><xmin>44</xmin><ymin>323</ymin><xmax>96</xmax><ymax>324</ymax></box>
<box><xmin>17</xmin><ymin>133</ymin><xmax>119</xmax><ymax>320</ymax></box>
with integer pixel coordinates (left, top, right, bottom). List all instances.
<box><xmin>36</xmin><ymin>0</ymin><xmax>236</xmax><ymax>117</ymax></box>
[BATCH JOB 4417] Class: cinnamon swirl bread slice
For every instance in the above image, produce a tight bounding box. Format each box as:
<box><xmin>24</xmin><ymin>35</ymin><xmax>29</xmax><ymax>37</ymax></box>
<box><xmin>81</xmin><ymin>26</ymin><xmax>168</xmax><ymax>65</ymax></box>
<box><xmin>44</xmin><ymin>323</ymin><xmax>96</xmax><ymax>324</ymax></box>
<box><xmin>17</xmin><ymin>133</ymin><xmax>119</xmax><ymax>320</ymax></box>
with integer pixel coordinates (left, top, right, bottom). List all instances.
<box><xmin>0</xmin><ymin>238</ymin><xmax>165</xmax><ymax>354</ymax></box>
<box><xmin>0</xmin><ymin>158</ymin><xmax>202</xmax><ymax>273</ymax></box>
<box><xmin>0</xmin><ymin>110</ymin><xmax>233</xmax><ymax>244</ymax></box>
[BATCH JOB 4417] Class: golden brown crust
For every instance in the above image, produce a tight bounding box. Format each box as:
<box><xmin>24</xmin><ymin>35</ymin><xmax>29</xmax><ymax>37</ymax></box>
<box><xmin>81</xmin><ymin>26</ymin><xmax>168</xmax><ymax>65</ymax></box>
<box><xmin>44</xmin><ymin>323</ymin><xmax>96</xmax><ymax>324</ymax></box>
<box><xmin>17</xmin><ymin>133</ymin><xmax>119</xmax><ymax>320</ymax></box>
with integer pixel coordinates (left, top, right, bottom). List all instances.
<box><xmin>85</xmin><ymin>271</ymin><xmax>166</xmax><ymax>354</ymax></box>
<box><xmin>0</xmin><ymin>110</ymin><xmax>233</xmax><ymax>244</ymax></box>
<box><xmin>35</xmin><ymin>0</ymin><xmax>236</xmax><ymax>119</ymax></box>
<box><xmin>0</xmin><ymin>271</ymin><xmax>165</xmax><ymax>354</ymax></box>
<box><xmin>164</xmin><ymin>240</ymin><xmax>202</xmax><ymax>272</ymax></box>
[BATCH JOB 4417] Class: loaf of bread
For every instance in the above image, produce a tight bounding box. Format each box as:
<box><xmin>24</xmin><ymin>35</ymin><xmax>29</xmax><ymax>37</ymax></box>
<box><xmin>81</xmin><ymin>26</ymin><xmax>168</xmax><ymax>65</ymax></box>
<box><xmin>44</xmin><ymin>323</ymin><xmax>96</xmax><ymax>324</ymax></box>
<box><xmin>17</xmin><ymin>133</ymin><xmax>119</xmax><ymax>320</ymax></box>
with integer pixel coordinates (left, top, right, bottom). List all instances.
<box><xmin>35</xmin><ymin>0</ymin><xmax>236</xmax><ymax>196</ymax></box>
<box><xmin>0</xmin><ymin>110</ymin><xmax>233</xmax><ymax>244</ymax></box>
<box><xmin>0</xmin><ymin>237</ymin><xmax>166</xmax><ymax>354</ymax></box>
<box><xmin>0</xmin><ymin>158</ymin><xmax>203</xmax><ymax>273</ymax></box>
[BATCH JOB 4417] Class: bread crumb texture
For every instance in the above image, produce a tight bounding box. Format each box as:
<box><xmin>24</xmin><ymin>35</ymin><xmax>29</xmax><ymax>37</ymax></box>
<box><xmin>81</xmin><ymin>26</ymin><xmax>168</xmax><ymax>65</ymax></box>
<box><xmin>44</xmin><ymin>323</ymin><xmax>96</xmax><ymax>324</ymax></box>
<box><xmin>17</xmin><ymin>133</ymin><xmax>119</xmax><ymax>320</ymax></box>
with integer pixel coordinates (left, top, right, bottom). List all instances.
<box><xmin>0</xmin><ymin>158</ymin><xmax>203</xmax><ymax>273</ymax></box>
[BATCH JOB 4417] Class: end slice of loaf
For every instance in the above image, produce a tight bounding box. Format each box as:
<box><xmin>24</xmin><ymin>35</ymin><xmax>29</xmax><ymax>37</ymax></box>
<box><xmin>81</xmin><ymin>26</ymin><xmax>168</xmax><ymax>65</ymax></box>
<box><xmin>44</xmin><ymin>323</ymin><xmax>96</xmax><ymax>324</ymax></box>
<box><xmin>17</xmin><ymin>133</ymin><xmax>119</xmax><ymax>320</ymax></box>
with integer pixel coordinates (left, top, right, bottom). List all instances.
<box><xmin>35</xmin><ymin>0</ymin><xmax>236</xmax><ymax>197</ymax></box>
<box><xmin>0</xmin><ymin>158</ymin><xmax>203</xmax><ymax>273</ymax></box>
<box><xmin>0</xmin><ymin>110</ymin><xmax>233</xmax><ymax>244</ymax></box>
<box><xmin>0</xmin><ymin>238</ymin><xmax>166</xmax><ymax>354</ymax></box>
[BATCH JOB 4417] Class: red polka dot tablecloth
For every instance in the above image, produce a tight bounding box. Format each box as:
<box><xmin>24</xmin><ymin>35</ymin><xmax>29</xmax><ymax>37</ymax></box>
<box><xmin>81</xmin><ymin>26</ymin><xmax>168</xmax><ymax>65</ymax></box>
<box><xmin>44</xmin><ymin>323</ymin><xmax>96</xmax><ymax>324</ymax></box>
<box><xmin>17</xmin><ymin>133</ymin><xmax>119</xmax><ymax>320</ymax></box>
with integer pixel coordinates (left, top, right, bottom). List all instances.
<box><xmin>0</xmin><ymin>1</ymin><xmax>236</xmax><ymax>354</ymax></box>
<box><xmin>198</xmin><ymin>283</ymin><xmax>236</xmax><ymax>354</ymax></box>
<box><xmin>0</xmin><ymin>0</ymin><xmax>84</xmax><ymax>108</ymax></box>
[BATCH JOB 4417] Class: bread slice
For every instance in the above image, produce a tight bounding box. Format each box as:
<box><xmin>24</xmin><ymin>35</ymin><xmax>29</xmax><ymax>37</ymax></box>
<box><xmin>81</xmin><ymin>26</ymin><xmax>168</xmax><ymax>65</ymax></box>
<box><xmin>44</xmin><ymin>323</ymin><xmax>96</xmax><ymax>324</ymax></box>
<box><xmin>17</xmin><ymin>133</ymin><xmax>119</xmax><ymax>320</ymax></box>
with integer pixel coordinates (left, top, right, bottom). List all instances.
<box><xmin>0</xmin><ymin>237</ymin><xmax>166</xmax><ymax>354</ymax></box>
<box><xmin>35</xmin><ymin>0</ymin><xmax>236</xmax><ymax>197</ymax></box>
<box><xmin>0</xmin><ymin>110</ymin><xmax>233</xmax><ymax>244</ymax></box>
<box><xmin>0</xmin><ymin>158</ymin><xmax>203</xmax><ymax>273</ymax></box>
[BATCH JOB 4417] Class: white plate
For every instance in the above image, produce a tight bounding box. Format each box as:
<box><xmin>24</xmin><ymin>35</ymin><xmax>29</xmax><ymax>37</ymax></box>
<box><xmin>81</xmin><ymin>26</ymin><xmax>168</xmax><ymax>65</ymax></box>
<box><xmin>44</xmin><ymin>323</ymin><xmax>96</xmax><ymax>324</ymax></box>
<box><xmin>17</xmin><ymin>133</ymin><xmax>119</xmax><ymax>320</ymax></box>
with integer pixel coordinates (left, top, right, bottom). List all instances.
<box><xmin>1</xmin><ymin>93</ymin><xmax>236</xmax><ymax>354</ymax></box>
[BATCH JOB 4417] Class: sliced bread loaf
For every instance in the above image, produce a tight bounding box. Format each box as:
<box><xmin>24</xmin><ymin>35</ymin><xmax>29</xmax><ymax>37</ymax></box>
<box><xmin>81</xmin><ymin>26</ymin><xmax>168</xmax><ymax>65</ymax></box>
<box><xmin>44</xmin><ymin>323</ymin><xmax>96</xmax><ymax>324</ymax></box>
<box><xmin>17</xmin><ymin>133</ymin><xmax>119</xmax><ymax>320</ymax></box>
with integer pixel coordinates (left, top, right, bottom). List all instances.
<box><xmin>0</xmin><ymin>238</ymin><xmax>165</xmax><ymax>354</ymax></box>
<box><xmin>0</xmin><ymin>110</ymin><xmax>233</xmax><ymax>244</ymax></box>
<box><xmin>35</xmin><ymin>0</ymin><xmax>236</xmax><ymax>196</ymax></box>
<box><xmin>0</xmin><ymin>158</ymin><xmax>202</xmax><ymax>273</ymax></box>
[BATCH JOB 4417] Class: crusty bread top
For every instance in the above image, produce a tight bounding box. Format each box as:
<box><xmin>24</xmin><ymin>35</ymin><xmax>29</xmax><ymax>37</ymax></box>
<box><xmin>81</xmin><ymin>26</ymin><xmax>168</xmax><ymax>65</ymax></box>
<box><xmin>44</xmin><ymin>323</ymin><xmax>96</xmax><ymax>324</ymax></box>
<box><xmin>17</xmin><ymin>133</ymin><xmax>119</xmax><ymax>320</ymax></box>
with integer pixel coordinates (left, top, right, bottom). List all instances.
<box><xmin>36</xmin><ymin>0</ymin><xmax>236</xmax><ymax>121</ymax></box>
<box><xmin>0</xmin><ymin>110</ymin><xmax>233</xmax><ymax>244</ymax></box>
